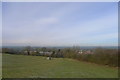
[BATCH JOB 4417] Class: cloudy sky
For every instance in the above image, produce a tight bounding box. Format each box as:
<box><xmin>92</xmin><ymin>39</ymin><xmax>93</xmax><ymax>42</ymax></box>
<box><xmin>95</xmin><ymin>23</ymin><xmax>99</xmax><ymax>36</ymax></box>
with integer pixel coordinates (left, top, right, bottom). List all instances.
<box><xmin>0</xmin><ymin>2</ymin><xmax>1</xmax><ymax>46</ymax></box>
<box><xmin>2</xmin><ymin>2</ymin><xmax>118</xmax><ymax>46</ymax></box>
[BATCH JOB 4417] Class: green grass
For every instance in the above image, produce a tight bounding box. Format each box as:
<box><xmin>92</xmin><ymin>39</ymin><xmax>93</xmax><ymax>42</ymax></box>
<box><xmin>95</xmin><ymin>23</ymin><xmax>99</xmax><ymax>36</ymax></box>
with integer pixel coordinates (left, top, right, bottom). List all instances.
<box><xmin>2</xmin><ymin>53</ymin><xmax>118</xmax><ymax>78</ymax></box>
<box><xmin>0</xmin><ymin>53</ymin><xmax>2</xmax><ymax>79</ymax></box>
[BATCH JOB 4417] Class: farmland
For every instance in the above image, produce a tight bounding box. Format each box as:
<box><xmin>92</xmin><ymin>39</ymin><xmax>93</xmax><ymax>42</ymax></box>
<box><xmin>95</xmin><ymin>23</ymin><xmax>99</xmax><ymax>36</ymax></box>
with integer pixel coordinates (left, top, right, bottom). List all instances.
<box><xmin>2</xmin><ymin>53</ymin><xmax>118</xmax><ymax>78</ymax></box>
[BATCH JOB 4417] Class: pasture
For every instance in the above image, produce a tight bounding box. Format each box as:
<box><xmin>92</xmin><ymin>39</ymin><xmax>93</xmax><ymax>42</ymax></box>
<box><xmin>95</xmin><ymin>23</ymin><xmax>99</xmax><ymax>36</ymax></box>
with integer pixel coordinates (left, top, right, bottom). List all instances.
<box><xmin>2</xmin><ymin>53</ymin><xmax>118</xmax><ymax>78</ymax></box>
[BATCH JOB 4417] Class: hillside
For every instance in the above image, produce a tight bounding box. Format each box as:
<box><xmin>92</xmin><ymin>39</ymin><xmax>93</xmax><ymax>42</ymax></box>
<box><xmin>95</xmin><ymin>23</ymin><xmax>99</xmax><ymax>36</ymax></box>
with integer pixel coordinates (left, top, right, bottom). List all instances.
<box><xmin>2</xmin><ymin>54</ymin><xmax>118</xmax><ymax>78</ymax></box>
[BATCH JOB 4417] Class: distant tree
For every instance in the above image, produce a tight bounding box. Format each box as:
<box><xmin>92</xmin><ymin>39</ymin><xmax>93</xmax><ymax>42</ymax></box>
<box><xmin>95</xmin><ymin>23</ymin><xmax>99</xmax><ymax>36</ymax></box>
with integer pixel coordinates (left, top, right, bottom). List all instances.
<box><xmin>25</xmin><ymin>46</ymin><xmax>31</xmax><ymax>55</ymax></box>
<box><xmin>2</xmin><ymin>48</ymin><xmax>9</xmax><ymax>53</ymax></box>
<box><xmin>35</xmin><ymin>48</ymin><xmax>39</xmax><ymax>54</ymax></box>
<box><xmin>2</xmin><ymin>48</ymin><xmax>16</xmax><ymax>54</ymax></box>
<box><xmin>41</xmin><ymin>47</ymin><xmax>47</xmax><ymax>52</ymax></box>
<box><xmin>73</xmin><ymin>46</ymin><xmax>80</xmax><ymax>50</ymax></box>
<box><xmin>56</xmin><ymin>49</ymin><xmax>61</xmax><ymax>57</ymax></box>
<box><xmin>51</xmin><ymin>51</ymin><xmax>55</xmax><ymax>57</ymax></box>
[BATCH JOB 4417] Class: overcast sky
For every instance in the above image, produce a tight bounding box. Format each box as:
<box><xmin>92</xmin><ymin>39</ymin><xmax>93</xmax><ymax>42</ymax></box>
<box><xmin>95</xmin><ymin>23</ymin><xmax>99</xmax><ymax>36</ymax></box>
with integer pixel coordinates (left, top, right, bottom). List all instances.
<box><xmin>2</xmin><ymin>2</ymin><xmax>118</xmax><ymax>46</ymax></box>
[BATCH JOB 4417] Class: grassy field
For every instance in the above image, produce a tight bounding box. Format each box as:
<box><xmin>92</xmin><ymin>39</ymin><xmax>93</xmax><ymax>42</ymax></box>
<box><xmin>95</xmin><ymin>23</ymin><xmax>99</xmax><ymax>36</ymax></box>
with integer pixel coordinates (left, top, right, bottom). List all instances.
<box><xmin>0</xmin><ymin>53</ymin><xmax>2</xmax><ymax>79</ymax></box>
<box><xmin>2</xmin><ymin>53</ymin><xmax>118</xmax><ymax>78</ymax></box>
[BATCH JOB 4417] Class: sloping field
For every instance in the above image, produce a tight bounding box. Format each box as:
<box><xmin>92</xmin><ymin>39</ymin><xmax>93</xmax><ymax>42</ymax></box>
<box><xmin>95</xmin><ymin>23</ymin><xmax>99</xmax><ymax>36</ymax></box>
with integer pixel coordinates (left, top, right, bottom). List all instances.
<box><xmin>2</xmin><ymin>54</ymin><xmax>118</xmax><ymax>78</ymax></box>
